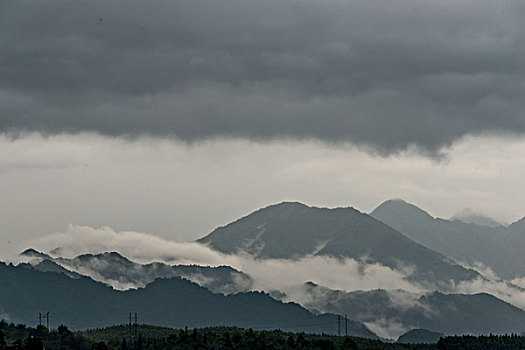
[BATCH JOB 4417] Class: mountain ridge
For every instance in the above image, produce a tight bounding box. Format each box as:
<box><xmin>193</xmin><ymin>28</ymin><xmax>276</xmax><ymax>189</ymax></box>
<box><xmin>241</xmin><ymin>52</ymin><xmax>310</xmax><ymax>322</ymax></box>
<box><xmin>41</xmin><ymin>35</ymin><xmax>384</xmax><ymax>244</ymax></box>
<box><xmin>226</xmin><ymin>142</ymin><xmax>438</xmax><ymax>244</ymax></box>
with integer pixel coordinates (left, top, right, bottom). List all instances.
<box><xmin>286</xmin><ymin>283</ymin><xmax>525</xmax><ymax>338</ymax></box>
<box><xmin>198</xmin><ymin>201</ymin><xmax>479</xmax><ymax>289</ymax></box>
<box><xmin>20</xmin><ymin>249</ymin><xmax>253</xmax><ymax>294</ymax></box>
<box><xmin>0</xmin><ymin>262</ymin><xmax>376</xmax><ymax>337</ymax></box>
<box><xmin>371</xmin><ymin>199</ymin><xmax>525</xmax><ymax>279</ymax></box>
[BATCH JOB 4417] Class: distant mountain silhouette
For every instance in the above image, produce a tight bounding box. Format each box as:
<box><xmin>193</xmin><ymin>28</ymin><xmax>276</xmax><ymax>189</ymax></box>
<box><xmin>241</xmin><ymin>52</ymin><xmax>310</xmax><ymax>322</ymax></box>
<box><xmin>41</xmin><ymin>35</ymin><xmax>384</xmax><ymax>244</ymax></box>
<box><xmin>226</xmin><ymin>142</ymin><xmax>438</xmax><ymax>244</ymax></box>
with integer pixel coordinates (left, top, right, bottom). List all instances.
<box><xmin>292</xmin><ymin>283</ymin><xmax>525</xmax><ymax>337</ymax></box>
<box><xmin>371</xmin><ymin>199</ymin><xmax>525</xmax><ymax>279</ymax></box>
<box><xmin>198</xmin><ymin>202</ymin><xmax>479</xmax><ymax>288</ymax></box>
<box><xmin>19</xmin><ymin>250</ymin><xmax>252</xmax><ymax>294</ymax></box>
<box><xmin>19</xmin><ymin>259</ymin><xmax>83</xmax><ymax>279</ymax></box>
<box><xmin>452</xmin><ymin>208</ymin><xmax>503</xmax><ymax>228</ymax></box>
<box><xmin>397</xmin><ymin>329</ymin><xmax>443</xmax><ymax>344</ymax></box>
<box><xmin>0</xmin><ymin>262</ymin><xmax>376</xmax><ymax>338</ymax></box>
<box><xmin>20</xmin><ymin>248</ymin><xmax>53</xmax><ymax>260</ymax></box>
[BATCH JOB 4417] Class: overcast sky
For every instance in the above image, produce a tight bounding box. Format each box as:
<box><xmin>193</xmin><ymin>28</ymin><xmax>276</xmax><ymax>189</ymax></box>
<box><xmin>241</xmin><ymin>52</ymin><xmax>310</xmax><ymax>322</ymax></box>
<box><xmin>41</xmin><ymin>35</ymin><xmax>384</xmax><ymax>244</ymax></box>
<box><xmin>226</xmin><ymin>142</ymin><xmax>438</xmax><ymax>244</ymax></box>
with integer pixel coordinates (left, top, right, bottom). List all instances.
<box><xmin>1</xmin><ymin>0</ymin><xmax>524</xmax><ymax>254</ymax></box>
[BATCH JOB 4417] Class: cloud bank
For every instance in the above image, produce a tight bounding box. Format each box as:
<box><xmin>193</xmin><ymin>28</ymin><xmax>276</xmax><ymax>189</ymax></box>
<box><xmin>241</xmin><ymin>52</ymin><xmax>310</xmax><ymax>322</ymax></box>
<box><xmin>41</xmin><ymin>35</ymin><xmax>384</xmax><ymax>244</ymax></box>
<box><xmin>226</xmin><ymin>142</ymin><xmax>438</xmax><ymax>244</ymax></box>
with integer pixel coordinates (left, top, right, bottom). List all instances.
<box><xmin>10</xmin><ymin>224</ymin><xmax>525</xmax><ymax>338</ymax></box>
<box><xmin>1</xmin><ymin>0</ymin><xmax>524</xmax><ymax>154</ymax></box>
<box><xmin>454</xmin><ymin>262</ymin><xmax>525</xmax><ymax>311</ymax></box>
<box><xmin>14</xmin><ymin>225</ymin><xmax>525</xmax><ymax>310</ymax></box>
<box><xmin>17</xmin><ymin>225</ymin><xmax>424</xmax><ymax>294</ymax></box>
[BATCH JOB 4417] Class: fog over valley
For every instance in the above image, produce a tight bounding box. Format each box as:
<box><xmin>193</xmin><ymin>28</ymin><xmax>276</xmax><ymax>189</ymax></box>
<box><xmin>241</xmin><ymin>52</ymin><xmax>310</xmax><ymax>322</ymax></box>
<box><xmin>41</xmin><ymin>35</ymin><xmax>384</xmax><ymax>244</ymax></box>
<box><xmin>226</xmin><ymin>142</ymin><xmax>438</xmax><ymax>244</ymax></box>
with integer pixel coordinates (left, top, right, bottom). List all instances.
<box><xmin>5</xmin><ymin>201</ymin><xmax>525</xmax><ymax>338</ymax></box>
<box><xmin>2</xmin><ymin>0</ymin><xmax>525</xmax><ymax>347</ymax></box>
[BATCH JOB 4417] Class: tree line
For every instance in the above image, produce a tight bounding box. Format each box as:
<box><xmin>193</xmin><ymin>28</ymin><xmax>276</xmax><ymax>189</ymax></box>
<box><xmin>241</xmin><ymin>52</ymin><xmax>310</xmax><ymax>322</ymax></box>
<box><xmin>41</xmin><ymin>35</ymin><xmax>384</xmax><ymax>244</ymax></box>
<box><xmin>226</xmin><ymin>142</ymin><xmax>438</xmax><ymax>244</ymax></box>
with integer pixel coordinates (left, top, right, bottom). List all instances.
<box><xmin>2</xmin><ymin>321</ymin><xmax>525</xmax><ymax>350</ymax></box>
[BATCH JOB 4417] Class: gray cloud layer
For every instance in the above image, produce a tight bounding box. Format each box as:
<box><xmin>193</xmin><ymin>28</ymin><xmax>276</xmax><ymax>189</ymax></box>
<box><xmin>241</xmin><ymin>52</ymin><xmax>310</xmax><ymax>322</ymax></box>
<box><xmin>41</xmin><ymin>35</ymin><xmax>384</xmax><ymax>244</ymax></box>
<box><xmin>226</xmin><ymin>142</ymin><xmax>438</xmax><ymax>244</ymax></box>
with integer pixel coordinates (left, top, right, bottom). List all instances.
<box><xmin>1</xmin><ymin>0</ymin><xmax>524</xmax><ymax>153</ymax></box>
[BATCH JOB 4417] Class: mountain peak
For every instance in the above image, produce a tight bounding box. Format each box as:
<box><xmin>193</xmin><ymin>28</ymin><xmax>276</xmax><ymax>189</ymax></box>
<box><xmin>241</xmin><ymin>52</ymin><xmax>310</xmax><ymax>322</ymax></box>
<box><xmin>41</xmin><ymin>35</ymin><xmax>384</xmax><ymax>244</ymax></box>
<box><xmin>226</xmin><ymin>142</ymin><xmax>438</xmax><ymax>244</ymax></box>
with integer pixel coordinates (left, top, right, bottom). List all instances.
<box><xmin>197</xmin><ymin>201</ymin><xmax>367</xmax><ymax>259</ymax></box>
<box><xmin>197</xmin><ymin>200</ymin><xmax>478</xmax><ymax>285</ymax></box>
<box><xmin>264</xmin><ymin>201</ymin><xmax>309</xmax><ymax>211</ymax></box>
<box><xmin>451</xmin><ymin>208</ymin><xmax>503</xmax><ymax>228</ymax></box>
<box><xmin>20</xmin><ymin>248</ymin><xmax>42</xmax><ymax>255</ymax></box>
<box><xmin>397</xmin><ymin>329</ymin><xmax>444</xmax><ymax>344</ymax></box>
<box><xmin>273</xmin><ymin>201</ymin><xmax>307</xmax><ymax>207</ymax></box>
<box><xmin>76</xmin><ymin>251</ymin><xmax>132</xmax><ymax>263</ymax></box>
<box><xmin>265</xmin><ymin>201</ymin><xmax>359</xmax><ymax>214</ymax></box>
<box><xmin>371</xmin><ymin>199</ymin><xmax>434</xmax><ymax>222</ymax></box>
<box><xmin>20</xmin><ymin>248</ymin><xmax>52</xmax><ymax>260</ymax></box>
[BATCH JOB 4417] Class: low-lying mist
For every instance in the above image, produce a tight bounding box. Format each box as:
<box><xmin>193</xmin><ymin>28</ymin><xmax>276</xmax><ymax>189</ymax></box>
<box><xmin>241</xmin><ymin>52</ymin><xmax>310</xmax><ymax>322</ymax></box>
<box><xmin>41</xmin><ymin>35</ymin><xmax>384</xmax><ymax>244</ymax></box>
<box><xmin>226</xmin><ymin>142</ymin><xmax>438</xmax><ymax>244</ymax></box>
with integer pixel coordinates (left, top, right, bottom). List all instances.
<box><xmin>6</xmin><ymin>224</ymin><xmax>525</xmax><ymax>338</ymax></box>
<box><xmin>13</xmin><ymin>225</ymin><xmax>424</xmax><ymax>293</ymax></box>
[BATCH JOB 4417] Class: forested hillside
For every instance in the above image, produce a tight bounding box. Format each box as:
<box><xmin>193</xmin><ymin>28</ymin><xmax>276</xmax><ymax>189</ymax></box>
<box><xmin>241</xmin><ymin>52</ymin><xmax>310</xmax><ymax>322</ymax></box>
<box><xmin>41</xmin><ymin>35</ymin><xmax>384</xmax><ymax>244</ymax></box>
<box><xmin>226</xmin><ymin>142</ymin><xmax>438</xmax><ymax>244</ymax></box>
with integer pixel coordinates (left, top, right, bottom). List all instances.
<box><xmin>0</xmin><ymin>263</ymin><xmax>374</xmax><ymax>337</ymax></box>
<box><xmin>2</xmin><ymin>322</ymin><xmax>525</xmax><ymax>350</ymax></box>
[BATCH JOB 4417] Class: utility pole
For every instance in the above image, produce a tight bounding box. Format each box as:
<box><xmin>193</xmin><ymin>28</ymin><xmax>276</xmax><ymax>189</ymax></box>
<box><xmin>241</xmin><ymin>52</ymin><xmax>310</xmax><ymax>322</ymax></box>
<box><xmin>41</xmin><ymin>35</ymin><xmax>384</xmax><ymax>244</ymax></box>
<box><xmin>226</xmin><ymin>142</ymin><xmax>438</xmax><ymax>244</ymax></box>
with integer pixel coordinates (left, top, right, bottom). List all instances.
<box><xmin>129</xmin><ymin>313</ymin><xmax>132</xmax><ymax>345</ymax></box>
<box><xmin>337</xmin><ymin>315</ymin><xmax>341</xmax><ymax>336</ymax></box>
<box><xmin>134</xmin><ymin>312</ymin><xmax>138</xmax><ymax>341</ymax></box>
<box><xmin>39</xmin><ymin>312</ymin><xmax>49</xmax><ymax>329</ymax></box>
<box><xmin>344</xmin><ymin>314</ymin><xmax>348</xmax><ymax>336</ymax></box>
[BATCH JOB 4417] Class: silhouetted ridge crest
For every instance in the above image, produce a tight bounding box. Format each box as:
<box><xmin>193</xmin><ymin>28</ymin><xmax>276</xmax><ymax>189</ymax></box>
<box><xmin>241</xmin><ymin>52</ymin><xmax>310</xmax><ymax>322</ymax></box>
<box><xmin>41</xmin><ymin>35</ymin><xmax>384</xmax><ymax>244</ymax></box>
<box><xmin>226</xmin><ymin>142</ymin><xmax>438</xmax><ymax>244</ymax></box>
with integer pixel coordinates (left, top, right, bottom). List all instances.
<box><xmin>371</xmin><ymin>199</ymin><xmax>435</xmax><ymax>222</ymax></box>
<box><xmin>0</xmin><ymin>263</ymin><xmax>376</xmax><ymax>337</ymax></box>
<box><xmin>25</xmin><ymin>250</ymin><xmax>254</xmax><ymax>294</ymax></box>
<box><xmin>75</xmin><ymin>251</ymin><xmax>133</xmax><ymax>263</ymax></box>
<box><xmin>371</xmin><ymin>199</ymin><xmax>525</xmax><ymax>280</ymax></box>
<box><xmin>20</xmin><ymin>248</ymin><xmax>52</xmax><ymax>260</ymax></box>
<box><xmin>198</xmin><ymin>201</ymin><xmax>478</xmax><ymax>286</ymax></box>
<box><xmin>397</xmin><ymin>329</ymin><xmax>443</xmax><ymax>344</ymax></box>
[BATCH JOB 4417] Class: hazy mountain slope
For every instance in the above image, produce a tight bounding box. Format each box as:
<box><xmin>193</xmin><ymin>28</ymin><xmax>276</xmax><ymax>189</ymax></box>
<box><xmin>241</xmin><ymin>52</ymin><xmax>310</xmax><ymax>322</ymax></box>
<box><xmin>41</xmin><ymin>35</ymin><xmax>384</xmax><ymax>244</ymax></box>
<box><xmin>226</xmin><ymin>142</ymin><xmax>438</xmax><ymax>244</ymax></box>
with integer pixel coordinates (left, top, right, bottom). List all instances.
<box><xmin>20</xmin><ymin>248</ymin><xmax>53</xmax><ymax>260</ymax></box>
<box><xmin>290</xmin><ymin>283</ymin><xmax>525</xmax><ymax>338</ymax></box>
<box><xmin>198</xmin><ymin>202</ymin><xmax>478</xmax><ymax>287</ymax></box>
<box><xmin>397</xmin><ymin>329</ymin><xmax>443</xmax><ymax>344</ymax></box>
<box><xmin>0</xmin><ymin>262</ymin><xmax>376</xmax><ymax>338</ymax></box>
<box><xmin>452</xmin><ymin>209</ymin><xmax>503</xmax><ymax>228</ymax></box>
<box><xmin>506</xmin><ymin>218</ymin><xmax>525</xmax><ymax>276</ymax></box>
<box><xmin>19</xmin><ymin>250</ymin><xmax>252</xmax><ymax>294</ymax></box>
<box><xmin>19</xmin><ymin>259</ymin><xmax>83</xmax><ymax>279</ymax></box>
<box><xmin>371</xmin><ymin>199</ymin><xmax>525</xmax><ymax>279</ymax></box>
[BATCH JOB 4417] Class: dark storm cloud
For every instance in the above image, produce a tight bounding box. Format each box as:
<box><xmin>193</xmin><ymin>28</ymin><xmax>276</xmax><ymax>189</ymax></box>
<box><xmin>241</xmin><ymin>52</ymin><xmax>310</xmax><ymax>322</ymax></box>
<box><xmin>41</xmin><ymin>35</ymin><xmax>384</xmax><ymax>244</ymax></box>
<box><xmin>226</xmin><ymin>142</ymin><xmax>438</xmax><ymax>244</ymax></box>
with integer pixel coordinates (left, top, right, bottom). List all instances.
<box><xmin>1</xmin><ymin>0</ymin><xmax>524</xmax><ymax>153</ymax></box>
